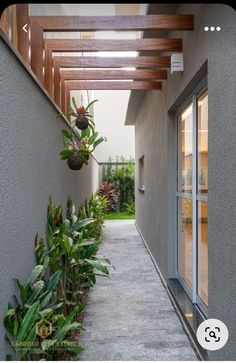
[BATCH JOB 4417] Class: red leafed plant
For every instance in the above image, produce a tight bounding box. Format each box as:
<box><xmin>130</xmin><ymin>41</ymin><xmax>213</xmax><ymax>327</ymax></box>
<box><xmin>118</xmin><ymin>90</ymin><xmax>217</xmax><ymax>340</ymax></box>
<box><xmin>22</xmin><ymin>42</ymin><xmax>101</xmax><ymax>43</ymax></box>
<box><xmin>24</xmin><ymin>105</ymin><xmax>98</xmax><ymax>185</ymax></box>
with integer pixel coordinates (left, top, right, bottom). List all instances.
<box><xmin>98</xmin><ymin>182</ymin><xmax>119</xmax><ymax>212</ymax></box>
<box><xmin>53</xmin><ymin>206</ymin><xmax>63</xmax><ymax>225</ymax></box>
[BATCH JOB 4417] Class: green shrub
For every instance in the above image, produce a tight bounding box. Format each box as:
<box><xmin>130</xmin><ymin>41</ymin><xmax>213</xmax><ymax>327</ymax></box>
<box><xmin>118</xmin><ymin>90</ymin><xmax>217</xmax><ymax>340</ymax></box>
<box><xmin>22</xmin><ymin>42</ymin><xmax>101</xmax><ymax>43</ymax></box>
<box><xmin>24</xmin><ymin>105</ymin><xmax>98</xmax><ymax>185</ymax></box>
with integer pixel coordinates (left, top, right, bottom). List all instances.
<box><xmin>102</xmin><ymin>156</ymin><xmax>135</xmax><ymax>212</ymax></box>
<box><xmin>124</xmin><ymin>201</ymin><xmax>135</xmax><ymax>215</ymax></box>
<box><xmin>46</xmin><ymin>196</ymin><xmax>112</xmax><ymax>310</ymax></box>
<box><xmin>78</xmin><ymin>193</ymin><xmax>109</xmax><ymax>238</ymax></box>
<box><xmin>98</xmin><ymin>182</ymin><xmax>119</xmax><ymax>212</ymax></box>
<box><xmin>4</xmin><ymin>258</ymin><xmax>83</xmax><ymax>360</ymax></box>
<box><xmin>4</xmin><ymin>195</ymin><xmax>112</xmax><ymax>361</ymax></box>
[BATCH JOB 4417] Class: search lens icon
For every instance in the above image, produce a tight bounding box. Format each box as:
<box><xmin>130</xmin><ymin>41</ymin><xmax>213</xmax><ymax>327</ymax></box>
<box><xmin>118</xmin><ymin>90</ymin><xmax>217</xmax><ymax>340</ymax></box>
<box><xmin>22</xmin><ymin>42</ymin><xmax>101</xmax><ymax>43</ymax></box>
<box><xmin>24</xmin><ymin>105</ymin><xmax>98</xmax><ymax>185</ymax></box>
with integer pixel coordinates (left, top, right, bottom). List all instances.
<box><xmin>197</xmin><ymin>319</ymin><xmax>229</xmax><ymax>351</ymax></box>
<box><xmin>209</xmin><ymin>331</ymin><xmax>217</xmax><ymax>339</ymax></box>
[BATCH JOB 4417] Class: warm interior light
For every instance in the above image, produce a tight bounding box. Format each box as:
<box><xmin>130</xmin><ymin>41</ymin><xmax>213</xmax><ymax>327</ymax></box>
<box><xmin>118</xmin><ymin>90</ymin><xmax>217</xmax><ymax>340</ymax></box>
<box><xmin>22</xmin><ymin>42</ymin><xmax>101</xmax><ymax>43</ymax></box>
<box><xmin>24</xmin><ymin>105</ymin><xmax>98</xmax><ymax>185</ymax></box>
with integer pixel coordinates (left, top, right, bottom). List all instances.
<box><xmin>198</xmin><ymin>95</ymin><xmax>208</xmax><ymax>106</ymax></box>
<box><xmin>185</xmin><ymin>312</ymin><xmax>193</xmax><ymax>318</ymax></box>
<box><xmin>181</xmin><ymin>104</ymin><xmax>192</xmax><ymax>120</ymax></box>
<box><xmin>121</xmin><ymin>67</ymin><xmax>136</xmax><ymax>71</ymax></box>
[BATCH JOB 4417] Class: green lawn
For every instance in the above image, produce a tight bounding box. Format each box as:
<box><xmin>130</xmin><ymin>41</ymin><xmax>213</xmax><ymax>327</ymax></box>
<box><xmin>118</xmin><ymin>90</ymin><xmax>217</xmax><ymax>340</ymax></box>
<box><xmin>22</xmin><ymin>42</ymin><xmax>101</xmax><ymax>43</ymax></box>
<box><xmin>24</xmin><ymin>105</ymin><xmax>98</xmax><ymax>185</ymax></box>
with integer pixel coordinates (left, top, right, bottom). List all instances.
<box><xmin>104</xmin><ymin>212</ymin><xmax>135</xmax><ymax>220</ymax></box>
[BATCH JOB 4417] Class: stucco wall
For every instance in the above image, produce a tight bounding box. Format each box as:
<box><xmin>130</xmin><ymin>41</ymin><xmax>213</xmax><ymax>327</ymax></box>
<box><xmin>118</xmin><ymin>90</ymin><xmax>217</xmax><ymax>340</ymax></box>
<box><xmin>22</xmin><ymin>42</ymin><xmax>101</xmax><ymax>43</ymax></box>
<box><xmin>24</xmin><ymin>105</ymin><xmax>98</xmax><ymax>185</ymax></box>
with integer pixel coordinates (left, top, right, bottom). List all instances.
<box><xmin>0</xmin><ymin>37</ymin><xmax>98</xmax><ymax>358</ymax></box>
<box><xmin>134</xmin><ymin>4</ymin><xmax>236</xmax><ymax>360</ymax></box>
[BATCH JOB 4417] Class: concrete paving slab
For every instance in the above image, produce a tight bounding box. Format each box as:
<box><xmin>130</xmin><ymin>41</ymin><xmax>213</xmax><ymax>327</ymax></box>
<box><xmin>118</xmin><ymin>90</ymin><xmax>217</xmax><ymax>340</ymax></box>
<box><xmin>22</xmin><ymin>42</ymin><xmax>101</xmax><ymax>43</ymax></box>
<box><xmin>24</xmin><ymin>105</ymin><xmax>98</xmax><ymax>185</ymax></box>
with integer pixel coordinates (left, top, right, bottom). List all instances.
<box><xmin>79</xmin><ymin>220</ymin><xmax>198</xmax><ymax>361</ymax></box>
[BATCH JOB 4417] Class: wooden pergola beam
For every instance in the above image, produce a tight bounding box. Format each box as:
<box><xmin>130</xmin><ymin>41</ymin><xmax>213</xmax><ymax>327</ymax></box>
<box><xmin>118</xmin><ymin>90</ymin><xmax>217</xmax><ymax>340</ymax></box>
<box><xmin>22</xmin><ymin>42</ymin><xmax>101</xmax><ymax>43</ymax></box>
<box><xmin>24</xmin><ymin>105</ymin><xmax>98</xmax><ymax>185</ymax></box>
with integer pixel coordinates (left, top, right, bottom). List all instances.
<box><xmin>26</xmin><ymin>13</ymin><xmax>193</xmax><ymax>97</ymax></box>
<box><xmin>53</xmin><ymin>55</ymin><xmax>171</xmax><ymax>69</ymax></box>
<box><xmin>31</xmin><ymin>14</ymin><xmax>193</xmax><ymax>31</ymax></box>
<box><xmin>61</xmin><ymin>69</ymin><xmax>168</xmax><ymax>81</ymax></box>
<box><xmin>15</xmin><ymin>4</ymin><xmax>30</xmax><ymax>64</ymax></box>
<box><xmin>0</xmin><ymin>7</ymin><xmax>11</xmax><ymax>38</ymax></box>
<box><xmin>66</xmin><ymin>80</ymin><xmax>162</xmax><ymax>90</ymax></box>
<box><xmin>30</xmin><ymin>17</ymin><xmax>44</xmax><ymax>83</ymax></box>
<box><xmin>45</xmin><ymin>38</ymin><xmax>182</xmax><ymax>52</ymax></box>
<box><xmin>53</xmin><ymin>56</ymin><xmax>171</xmax><ymax>101</ymax></box>
<box><xmin>45</xmin><ymin>39</ymin><xmax>177</xmax><ymax>96</ymax></box>
<box><xmin>62</xmin><ymin>80</ymin><xmax>162</xmax><ymax>115</ymax></box>
<box><xmin>55</xmin><ymin>69</ymin><xmax>167</xmax><ymax>106</ymax></box>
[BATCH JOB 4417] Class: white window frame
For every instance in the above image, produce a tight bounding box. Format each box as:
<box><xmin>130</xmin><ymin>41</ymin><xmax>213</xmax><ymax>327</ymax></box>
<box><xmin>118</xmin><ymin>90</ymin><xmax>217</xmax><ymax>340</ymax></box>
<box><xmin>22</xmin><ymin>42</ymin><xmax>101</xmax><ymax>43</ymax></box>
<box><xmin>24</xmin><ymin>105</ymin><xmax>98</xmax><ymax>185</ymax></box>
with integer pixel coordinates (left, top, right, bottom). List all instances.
<box><xmin>138</xmin><ymin>155</ymin><xmax>145</xmax><ymax>192</ymax></box>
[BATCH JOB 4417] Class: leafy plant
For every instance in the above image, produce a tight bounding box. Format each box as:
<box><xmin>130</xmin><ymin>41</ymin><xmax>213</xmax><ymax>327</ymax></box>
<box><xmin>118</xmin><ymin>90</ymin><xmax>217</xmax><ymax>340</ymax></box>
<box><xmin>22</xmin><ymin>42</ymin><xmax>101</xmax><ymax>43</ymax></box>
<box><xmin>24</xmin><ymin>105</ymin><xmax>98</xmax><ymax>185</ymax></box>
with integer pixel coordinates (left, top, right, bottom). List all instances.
<box><xmin>124</xmin><ymin>201</ymin><xmax>135</xmax><ymax>215</ymax></box>
<box><xmin>98</xmin><ymin>182</ymin><xmax>119</xmax><ymax>212</ymax></box>
<box><xmin>4</xmin><ymin>261</ymin><xmax>83</xmax><ymax>360</ymax></box>
<box><xmin>59</xmin><ymin>98</ymin><xmax>106</xmax><ymax>170</ymax></box>
<box><xmin>78</xmin><ymin>193</ymin><xmax>109</xmax><ymax>238</ymax></box>
<box><xmin>46</xmin><ymin>197</ymin><xmax>113</xmax><ymax>311</ymax></box>
<box><xmin>102</xmin><ymin>156</ymin><xmax>135</xmax><ymax>211</ymax></box>
<box><xmin>4</xmin><ymin>194</ymin><xmax>113</xmax><ymax>361</ymax></box>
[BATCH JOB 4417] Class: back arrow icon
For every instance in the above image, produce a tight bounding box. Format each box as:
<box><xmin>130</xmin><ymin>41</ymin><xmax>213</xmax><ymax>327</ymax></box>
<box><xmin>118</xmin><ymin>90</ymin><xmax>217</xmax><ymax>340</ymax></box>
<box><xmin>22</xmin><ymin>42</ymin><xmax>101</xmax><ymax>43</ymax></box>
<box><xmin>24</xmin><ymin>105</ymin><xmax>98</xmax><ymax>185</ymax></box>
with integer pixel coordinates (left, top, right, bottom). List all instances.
<box><xmin>22</xmin><ymin>24</ymin><xmax>28</xmax><ymax>33</ymax></box>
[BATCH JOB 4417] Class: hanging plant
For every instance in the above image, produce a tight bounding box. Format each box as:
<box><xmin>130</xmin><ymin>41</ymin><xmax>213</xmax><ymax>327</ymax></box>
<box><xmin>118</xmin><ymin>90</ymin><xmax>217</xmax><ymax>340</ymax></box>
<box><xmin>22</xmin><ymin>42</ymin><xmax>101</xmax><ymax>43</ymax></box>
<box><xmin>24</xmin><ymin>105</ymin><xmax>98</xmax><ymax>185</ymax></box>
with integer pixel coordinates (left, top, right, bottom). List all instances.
<box><xmin>59</xmin><ymin>98</ymin><xmax>106</xmax><ymax>170</ymax></box>
<box><xmin>75</xmin><ymin>106</ymin><xmax>89</xmax><ymax>130</ymax></box>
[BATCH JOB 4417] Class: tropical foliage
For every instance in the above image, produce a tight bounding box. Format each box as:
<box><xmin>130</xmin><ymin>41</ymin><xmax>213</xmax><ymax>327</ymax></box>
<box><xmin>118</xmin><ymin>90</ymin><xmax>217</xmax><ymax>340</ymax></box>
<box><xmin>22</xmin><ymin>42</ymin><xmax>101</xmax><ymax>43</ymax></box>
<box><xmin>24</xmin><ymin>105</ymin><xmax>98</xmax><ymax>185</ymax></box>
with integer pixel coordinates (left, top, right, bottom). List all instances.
<box><xmin>98</xmin><ymin>181</ymin><xmax>119</xmax><ymax>212</ymax></box>
<box><xmin>4</xmin><ymin>193</ymin><xmax>112</xmax><ymax>360</ymax></box>
<box><xmin>124</xmin><ymin>201</ymin><xmax>135</xmax><ymax>215</ymax></box>
<box><xmin>78</xmin><ymin>193</ymin><xmax>109</xmax><ymax>238</ymax></box>
<box><xmin>101</xmin><ymin>156</ymin><xmax>135</xmax><ymax>212</ymax></box>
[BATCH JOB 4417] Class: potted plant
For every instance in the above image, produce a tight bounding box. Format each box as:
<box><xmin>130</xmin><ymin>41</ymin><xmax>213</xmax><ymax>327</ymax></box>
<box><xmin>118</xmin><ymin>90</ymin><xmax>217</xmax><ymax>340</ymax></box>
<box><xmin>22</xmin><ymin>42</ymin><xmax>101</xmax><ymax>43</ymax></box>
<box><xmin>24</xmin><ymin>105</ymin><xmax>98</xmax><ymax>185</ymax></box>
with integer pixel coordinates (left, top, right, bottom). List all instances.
<box><xmin>59</xmin><ymin>98</ymin><xmax>106</xmax><ymax>170</ymax></box>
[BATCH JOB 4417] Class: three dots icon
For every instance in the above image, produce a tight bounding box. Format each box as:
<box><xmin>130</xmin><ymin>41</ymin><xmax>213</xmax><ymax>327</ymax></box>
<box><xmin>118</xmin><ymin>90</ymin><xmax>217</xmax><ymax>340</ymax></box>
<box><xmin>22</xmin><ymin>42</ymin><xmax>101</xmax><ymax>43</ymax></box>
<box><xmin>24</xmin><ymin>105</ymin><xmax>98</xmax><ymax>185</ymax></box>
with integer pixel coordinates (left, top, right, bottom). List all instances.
<box><xmin>204</xmin><ymin>26</ymin><xmax>221</xmax><ymax>31</ymax></box>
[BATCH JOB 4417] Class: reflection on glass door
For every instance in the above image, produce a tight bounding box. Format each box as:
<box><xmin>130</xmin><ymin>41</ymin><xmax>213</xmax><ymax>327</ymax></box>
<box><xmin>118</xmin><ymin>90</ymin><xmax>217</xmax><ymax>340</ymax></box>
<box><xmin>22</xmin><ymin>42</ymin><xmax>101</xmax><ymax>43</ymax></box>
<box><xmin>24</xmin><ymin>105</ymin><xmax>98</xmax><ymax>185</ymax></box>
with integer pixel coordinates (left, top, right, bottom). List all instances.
<box><xmin>178</xmin><ymin>198</ymin><xmax>192</xmax><ymax>288</ymax></box>
<box><xmin>197</xmin><ymin>90</ymin><xmax>208</xmax><ymax>306</ymax></box>
<box><xmin>198</xmin><ymin>201</ymin><xmax>208</xmax><ymax>305</ymax></box>
<box><xmin>177</xmin><ymin>87</ymin><xmax>208</xmax><ymax>312</ymax></box>
<box><xmin>177</xmin><ymin>103</ymin><xmax>193</xmax><ymax>289</ymax></box>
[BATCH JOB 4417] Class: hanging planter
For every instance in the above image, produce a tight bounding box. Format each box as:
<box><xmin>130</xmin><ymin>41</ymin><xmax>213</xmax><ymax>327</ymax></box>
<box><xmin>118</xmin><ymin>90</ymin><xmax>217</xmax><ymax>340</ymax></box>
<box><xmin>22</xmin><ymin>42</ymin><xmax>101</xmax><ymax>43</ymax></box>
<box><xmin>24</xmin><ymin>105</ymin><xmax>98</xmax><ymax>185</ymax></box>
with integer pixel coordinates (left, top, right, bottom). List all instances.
<box><xmin>75</xmin><ymin>106</ymin><xmax>89</xmax><ymax>130</ymax></box>
<box><xmin>67</xmin><ymin>154</ymin><xmax>83</xmax><ymax>170</ymax></box>
<box><xmin>59</xmin><ymin>97</ymin><xmax>106</xmax><ymax>171</ymax></box>
<box><xmin>76</xmin><ymin>115</ymin><xmax>89</xmax><ymax>130</ymax></box>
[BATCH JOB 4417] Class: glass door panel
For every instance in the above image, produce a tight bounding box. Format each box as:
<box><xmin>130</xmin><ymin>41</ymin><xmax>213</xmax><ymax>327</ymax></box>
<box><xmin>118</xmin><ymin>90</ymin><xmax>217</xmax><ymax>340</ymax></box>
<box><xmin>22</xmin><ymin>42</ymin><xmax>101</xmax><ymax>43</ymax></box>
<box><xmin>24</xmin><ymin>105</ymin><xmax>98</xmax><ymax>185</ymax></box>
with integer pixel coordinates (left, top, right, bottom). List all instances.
<box><xmin>198</xmin><ymin>90</ymin><xmax>208</xmax><ymax>195</ymax></box>
<box><xmin>198</xmin><ymin>201</ymin><xmax>208</xmax><ymax>305</ymax></box>
<box><xmin>178</xmin><ymin>103</ymin><xmax>193</xmax><ymax>289</ymax></box>
<box><xmin>178</xmin><ymin>198</ymin><xmax>193</xmax><ymax>288</ymax></box>
<box><xmin>197</xmin><ymin>90</ymin><xmax>208</xmax><ymax>306</ymax></box>
<box><xmin>178</xmin><ymin>103</ymin><xmax>193</xmax><ymax>193</ymax></box>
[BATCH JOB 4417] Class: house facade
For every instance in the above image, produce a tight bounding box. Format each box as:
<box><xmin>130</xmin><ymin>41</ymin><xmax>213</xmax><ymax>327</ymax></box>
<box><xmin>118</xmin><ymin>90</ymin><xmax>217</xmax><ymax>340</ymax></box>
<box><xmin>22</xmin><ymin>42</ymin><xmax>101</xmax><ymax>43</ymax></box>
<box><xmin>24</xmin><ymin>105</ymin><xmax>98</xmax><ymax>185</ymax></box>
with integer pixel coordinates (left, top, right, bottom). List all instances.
<box><xmin>126</xmin><ymin>3</ymin><xmax>236</xmax><ymax>361</ymax></box>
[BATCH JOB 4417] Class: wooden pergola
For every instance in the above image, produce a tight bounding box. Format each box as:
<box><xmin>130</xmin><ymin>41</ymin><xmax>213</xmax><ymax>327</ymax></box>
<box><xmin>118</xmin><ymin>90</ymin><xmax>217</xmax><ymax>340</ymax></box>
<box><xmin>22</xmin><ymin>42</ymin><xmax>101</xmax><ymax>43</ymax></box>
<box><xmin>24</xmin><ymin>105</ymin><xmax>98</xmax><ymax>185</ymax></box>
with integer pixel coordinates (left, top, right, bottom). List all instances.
<box><xmin>0</xmin><ymin>5</ymin><xmax>194</xmax><ymax>114</ymax></box>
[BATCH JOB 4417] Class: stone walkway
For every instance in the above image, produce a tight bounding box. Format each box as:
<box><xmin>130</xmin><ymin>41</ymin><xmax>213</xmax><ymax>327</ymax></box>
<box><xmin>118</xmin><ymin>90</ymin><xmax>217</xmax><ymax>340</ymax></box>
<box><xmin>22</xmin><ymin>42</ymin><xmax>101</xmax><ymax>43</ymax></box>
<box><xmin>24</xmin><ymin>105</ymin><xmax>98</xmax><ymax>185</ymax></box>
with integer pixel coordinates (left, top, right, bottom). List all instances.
<box><xmin>79</xmin><ymin>220</ymin><xmax>198</xmax><ymax>360</ymax></box>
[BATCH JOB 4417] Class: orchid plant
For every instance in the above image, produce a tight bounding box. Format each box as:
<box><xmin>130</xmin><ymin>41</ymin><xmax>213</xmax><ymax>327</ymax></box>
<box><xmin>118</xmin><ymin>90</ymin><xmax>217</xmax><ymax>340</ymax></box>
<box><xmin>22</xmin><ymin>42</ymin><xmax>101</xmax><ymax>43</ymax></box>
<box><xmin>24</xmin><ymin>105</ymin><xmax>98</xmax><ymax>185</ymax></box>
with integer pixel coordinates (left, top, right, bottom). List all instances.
<box><xmin>59</xmin><ymin>97</ymin><xmax>106</xmax><ymax>170</ymax></box>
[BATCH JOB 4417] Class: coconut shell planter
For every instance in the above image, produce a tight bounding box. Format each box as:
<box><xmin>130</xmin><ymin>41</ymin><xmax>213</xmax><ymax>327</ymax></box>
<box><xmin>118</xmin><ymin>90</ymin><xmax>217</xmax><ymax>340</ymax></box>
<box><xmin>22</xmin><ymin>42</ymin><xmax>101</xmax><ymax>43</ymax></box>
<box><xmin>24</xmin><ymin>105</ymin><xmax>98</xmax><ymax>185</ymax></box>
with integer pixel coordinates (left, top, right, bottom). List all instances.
<box><xmin>76</xmin><ymin>115</ymin><xmax>89</xmax><ymax>130</ymax></box>
<box><xmin>59</xmin><ymin>97</ymin><xmax>106</xmax><ymax>171</ymax></box>
<box><xmin>67</xmin><ymin>154</ymin><xmax>84</xmax><ymax>170</ymax></box>
<box><xmin>67</xmin><ymin>151</ymin><xmax>90</xmax><ymax>170</ymax></box>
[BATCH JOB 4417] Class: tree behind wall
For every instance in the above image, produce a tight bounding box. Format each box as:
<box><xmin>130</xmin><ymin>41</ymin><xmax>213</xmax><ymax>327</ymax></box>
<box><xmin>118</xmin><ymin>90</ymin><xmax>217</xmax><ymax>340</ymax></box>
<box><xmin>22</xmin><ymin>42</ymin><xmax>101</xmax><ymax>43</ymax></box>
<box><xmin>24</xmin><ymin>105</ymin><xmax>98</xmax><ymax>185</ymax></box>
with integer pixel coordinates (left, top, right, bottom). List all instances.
<box><xmin>102</xmin><ymin>156</ymin><xmax>135</xmax><ymax>212</ymax></box>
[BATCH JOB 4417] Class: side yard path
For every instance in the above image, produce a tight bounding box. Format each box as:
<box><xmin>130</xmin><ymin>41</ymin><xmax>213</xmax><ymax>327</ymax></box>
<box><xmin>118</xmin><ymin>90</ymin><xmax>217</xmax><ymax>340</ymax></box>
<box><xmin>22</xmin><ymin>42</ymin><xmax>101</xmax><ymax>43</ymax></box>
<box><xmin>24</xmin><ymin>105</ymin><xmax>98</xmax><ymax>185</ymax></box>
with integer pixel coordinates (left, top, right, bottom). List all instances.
<box><xmin>79</xmin><ymin>220</ymin><xmax>198</xmax><ymax>360</ymax></box>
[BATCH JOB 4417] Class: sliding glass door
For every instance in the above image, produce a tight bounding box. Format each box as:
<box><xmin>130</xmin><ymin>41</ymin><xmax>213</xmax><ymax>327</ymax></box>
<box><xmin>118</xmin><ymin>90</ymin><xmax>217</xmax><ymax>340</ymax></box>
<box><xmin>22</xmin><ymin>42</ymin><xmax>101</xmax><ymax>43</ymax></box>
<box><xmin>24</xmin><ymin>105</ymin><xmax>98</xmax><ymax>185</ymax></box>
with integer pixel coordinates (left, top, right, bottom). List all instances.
<box><xmin>177</xmin><ymin>103</ymin><xmax>193</xmax><ymax>291</ymax></box>
<box><xmin>197</xmin><ymin>90</ymin><xmax>208</xmax><ymax>306</ymax></box>
<box><xmin>177</xmin><ymin>85</ymin><xmax>208</xmax><ymax>312</ymax></box>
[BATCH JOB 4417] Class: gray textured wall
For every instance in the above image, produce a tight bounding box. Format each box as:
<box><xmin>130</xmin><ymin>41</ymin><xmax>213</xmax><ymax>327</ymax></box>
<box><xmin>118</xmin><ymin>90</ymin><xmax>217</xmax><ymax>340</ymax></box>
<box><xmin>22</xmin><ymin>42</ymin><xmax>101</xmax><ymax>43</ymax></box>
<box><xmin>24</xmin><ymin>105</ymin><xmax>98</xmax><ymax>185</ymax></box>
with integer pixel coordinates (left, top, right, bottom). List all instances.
<box><xmin>134</xmin><ymin>4</ymin><xmax>236</xmax><ymax>360</ymax></box>
<box><xmin>0</xmin><ymin>37</ymin><xmax>98</xmax><ymax>358</ymax></box>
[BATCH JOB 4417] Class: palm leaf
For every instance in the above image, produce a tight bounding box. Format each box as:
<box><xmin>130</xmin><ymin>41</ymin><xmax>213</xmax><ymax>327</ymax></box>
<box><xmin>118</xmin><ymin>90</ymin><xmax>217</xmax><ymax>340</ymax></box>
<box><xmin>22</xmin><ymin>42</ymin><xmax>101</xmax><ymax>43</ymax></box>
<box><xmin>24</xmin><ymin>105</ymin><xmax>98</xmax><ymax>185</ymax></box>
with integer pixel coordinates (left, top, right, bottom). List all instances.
<box><xmin>71</xmin><ymin>97</ymin><xmax>78</xmax><ymax>112</ymax></box>
<box><xmin>18</xmin><ymin>326</ymin><xmax>36</xmax><ymax>360</ymax></box>
<box><xmin>88</xmin><ymin>132</ymin><xmax>98</xmax><ymax>145</ymax></box>
<box><xmin>14</xmin><ymin>279</ymin><xmax>27</xmax><ymax>304</ymax></box>
<box><xmin>16</xmin><ymin>301</ymin><xmax>39</xmax><ymax>344</ymax></box>
<box><xmin>84</xmin><ymin>259</ymin><xmax>109</xmax><ymax>275</ymax></box>
<box><xmin>85</xmin><ymin>99</ymin><xmax>98</xmax><ymax>111</ymax></box>
<box><xmin>26</xmin><ymin>265</ymin><xmax>44</xmax><ymax>286</ymax></box>
<box><xmin>46</xmin><ymin>270</ymin><xmax>61</xmax><ymax>291</ymax></box>
<box><xmin>93</xmin><ymin>136</ymin><xmax>105</xmax><ymax>149</ymax></box>
<box><xmin>74</xmin><ymin>218</ymin><xmax>94</xmax><ymax>231</ymax></box>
